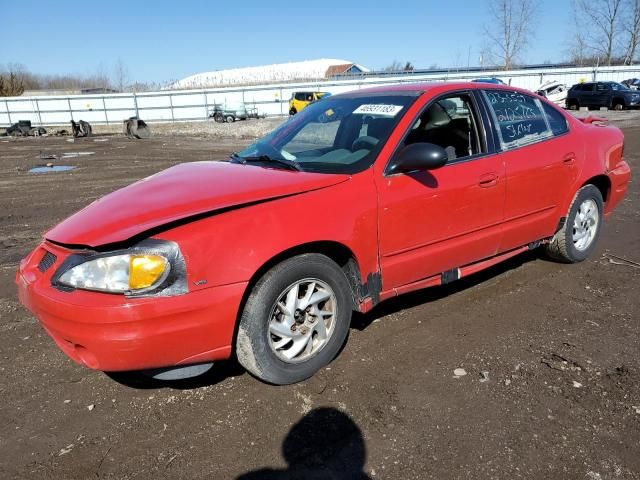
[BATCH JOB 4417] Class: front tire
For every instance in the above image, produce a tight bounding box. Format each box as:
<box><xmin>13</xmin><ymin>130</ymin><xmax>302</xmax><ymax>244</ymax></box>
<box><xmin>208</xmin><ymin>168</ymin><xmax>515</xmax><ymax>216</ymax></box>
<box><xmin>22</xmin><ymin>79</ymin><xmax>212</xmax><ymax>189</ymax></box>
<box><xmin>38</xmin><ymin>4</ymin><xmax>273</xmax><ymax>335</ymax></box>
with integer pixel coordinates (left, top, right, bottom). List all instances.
<box><xmin>236</xmin><ymin>254</ymin><xmax>352</xmax><ymax>385</ymax></box>
<box><xmin>545</xmin><ymin>185</ymin><xmax>604</xmax><ymax>263</ymax></box>
<box><xmin>289</xmin><ymin>107</ymin><xmax>297</xmax><ymax>115</ymax></box>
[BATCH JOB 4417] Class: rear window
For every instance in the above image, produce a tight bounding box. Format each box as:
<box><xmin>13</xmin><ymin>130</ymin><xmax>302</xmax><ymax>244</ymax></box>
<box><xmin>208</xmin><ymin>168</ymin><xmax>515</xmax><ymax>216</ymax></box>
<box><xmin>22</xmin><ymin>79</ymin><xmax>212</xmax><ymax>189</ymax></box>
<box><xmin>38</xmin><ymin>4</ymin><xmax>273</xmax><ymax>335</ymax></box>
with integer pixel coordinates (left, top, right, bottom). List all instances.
<box><xmin>542</xmin><ymin>102</ymin><xmax>569</xmax><ymax>136</ymax></box>
<box><xmin>482</xmin><ymin>90</ymin><xmax>552</xmax><ymax>149</ymax></box>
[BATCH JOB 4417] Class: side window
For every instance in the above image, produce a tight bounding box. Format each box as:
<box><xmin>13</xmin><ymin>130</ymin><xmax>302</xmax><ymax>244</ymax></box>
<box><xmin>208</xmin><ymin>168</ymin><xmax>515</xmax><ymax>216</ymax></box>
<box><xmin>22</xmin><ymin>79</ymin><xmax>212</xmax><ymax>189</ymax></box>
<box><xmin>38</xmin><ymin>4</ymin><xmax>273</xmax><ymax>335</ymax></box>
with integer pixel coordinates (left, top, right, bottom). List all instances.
<box><xmin>596</xmin><ymin>83</ymin><xmax>608</xmax><ymax>92</ymax></box>
<box><xmin>295</xmin><ymin>93</ymin><xmax>307</xmax><ymax>101</ymax></box>
<box><xmin>542</xmin><ymin>102</ymin><xmax>569</xmax><ymax>136</ymax></box>
<box><xmin>483</xmin><ymin>90</ymin><xmax>551</xmax><ymax>149</ymax></box>
<box><xmin>403</xmin><ymin>93</ymin><xmax>484</xmax><ymax>161</ymax></box>
<box><xmin>583</xmin><ymin>83</ymin><xmax>595</xmax><ymax>92</ymax></box>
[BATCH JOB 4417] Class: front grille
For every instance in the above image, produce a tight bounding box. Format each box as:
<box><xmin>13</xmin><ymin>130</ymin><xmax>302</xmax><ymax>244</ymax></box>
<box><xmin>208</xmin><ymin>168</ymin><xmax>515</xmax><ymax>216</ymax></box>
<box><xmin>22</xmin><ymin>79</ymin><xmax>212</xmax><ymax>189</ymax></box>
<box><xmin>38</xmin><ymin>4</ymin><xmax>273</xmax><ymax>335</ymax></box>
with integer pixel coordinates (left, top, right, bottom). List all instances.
<box><xmin>38</xmin><ymin>251</ymin><xmax>57</xmax><ymax>273</ymax></box>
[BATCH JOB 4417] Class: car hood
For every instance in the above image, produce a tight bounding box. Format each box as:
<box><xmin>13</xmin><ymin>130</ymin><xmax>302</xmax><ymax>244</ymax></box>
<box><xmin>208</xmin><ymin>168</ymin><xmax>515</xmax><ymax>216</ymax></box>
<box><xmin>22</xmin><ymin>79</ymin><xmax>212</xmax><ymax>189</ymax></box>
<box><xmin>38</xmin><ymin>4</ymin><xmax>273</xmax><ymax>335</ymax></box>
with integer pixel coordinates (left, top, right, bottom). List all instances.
<box><xmin>45</xmin><ymin>161</ymin><xmax>349</xmax><ymax>247</ymax></box>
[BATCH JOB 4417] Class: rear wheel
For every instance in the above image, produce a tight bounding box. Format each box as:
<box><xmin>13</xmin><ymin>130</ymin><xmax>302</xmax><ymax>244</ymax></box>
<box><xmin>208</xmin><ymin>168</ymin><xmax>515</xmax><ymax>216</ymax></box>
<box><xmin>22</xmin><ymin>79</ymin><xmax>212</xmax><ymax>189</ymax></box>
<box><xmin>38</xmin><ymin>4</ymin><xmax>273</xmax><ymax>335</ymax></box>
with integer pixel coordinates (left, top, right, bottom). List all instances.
<box><xmin>236</xmin><ymin>254</ymin><xmax>352</xmax><ymax>385</ymax></box>
<box><xmin>612</xmin><ymin>99</ymin><xmax>625</xmax><ymax>111</ymax></box>
<box><xmin>568</xmin><ymin>100</ymin><xmax>579</xmax><ymax>110</ymax></box>
<box><xmin>545</xmin><ymin>185</ymin><xmax>603</xmax><ymax>263</ymax></box>
<box><xmin>225</xmin><ymin>115</ymin><xmax>235</xmax><ymax>123</ymax></box>
<box><xmin>289</xmin><ymin>107</ymin><xmax>297</xmax><ymax>115</ymax></box>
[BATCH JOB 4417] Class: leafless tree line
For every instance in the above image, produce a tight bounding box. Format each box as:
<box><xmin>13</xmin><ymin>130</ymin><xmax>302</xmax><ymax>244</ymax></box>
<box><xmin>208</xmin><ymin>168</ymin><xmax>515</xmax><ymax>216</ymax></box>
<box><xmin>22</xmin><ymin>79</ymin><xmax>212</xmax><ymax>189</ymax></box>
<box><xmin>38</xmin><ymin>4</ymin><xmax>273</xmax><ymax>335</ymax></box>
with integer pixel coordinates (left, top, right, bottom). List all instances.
<box><xmin>0</xmin><ymin>60</ymin><xmax>164</xmax><ymax>97</ymax></box>
<box><xmin>483</xmin><ymin>0</ymin><xmax>640</xmax><ymax>69</ymax></box>
<box><xmin>570</xmin><ymin>0</ymin><xmax>640</xmax><ymax>65</ymax></box>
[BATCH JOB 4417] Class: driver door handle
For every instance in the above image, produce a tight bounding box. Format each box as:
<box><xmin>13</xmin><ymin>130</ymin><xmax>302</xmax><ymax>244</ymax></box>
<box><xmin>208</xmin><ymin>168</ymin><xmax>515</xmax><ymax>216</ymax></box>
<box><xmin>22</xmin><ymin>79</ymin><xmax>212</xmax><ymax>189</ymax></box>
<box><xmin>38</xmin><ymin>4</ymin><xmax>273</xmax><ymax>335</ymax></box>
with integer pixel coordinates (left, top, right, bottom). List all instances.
<box><xmin>479</xmin><ymin>173</ymin><xmax>498</xmax><ymax>188</ymax></box>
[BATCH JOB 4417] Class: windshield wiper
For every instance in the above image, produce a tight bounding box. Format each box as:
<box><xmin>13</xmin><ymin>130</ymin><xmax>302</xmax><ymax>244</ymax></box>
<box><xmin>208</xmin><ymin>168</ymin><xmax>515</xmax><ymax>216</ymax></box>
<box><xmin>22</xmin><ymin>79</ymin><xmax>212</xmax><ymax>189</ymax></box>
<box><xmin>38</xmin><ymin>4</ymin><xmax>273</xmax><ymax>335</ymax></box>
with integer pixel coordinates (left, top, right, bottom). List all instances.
<box><xmin>230</xmin><ymin>153</ymin><xmax>301</xmax><ymax>171</ymax></box>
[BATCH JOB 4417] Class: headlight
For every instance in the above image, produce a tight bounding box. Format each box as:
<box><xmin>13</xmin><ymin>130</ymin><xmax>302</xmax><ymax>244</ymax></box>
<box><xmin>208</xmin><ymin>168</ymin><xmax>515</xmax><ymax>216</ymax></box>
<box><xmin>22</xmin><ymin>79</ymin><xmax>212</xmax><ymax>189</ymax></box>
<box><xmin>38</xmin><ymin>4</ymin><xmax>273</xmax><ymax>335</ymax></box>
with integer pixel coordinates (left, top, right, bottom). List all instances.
<box><xmin>52</xmin><ymin>239</ymin><xmax>187</xmax><ymax>296</ymax></box>
<box><xmin>58</xmin><ymin>254</ymin><xmax>169</xmax><ymax>293</ymax></box>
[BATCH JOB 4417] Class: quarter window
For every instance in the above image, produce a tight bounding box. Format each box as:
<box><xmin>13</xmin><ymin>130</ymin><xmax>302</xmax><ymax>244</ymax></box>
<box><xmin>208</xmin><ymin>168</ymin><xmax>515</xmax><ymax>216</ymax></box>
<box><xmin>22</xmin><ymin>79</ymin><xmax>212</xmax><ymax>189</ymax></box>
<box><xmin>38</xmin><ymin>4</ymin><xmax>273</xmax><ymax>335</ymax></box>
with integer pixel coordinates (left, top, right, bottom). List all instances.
<box><xmin>542</xmin><ymin>102</ymin><xmax>569</xmax><ymax>136</ymax></box>
<box><xmin>483</xmin><ymin>90</ymin><xmax>551</xmax><ymax>149</ymax></box>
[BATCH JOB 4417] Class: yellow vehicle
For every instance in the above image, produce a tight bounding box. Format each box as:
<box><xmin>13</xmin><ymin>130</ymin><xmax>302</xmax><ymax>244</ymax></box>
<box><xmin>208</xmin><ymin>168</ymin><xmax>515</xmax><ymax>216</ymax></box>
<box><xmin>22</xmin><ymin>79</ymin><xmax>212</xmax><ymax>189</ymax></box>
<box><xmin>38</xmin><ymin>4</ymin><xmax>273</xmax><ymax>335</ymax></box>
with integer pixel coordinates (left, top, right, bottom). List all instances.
<box><xmin>289</xmin><ymin>91</ymin><xmax>331</xmax><ymax>115</ymax></box>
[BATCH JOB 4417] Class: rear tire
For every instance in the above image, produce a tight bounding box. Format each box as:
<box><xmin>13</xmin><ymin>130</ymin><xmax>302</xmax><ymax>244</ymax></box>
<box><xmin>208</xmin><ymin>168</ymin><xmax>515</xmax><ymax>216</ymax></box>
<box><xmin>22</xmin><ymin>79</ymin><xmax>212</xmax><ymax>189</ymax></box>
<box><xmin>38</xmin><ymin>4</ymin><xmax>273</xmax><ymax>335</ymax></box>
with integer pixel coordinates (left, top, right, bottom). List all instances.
<box><xmin>289</xmin><ymin>107</ymin><xmax>297</xmax><ymax>115</ymax></box>
<box><xmin>545</xmin><ymin>185</ymin><xmax>604</xmax><ymax>263</ymax></box>
<box><xmin>225</xmin><ymin>115</ymin><xmax>235</xmax><ymax>123</ymax></box>
<box><xmin>568</xmin><ymin>100</ymin><xmax>579</xmax><ymax>110</ymax></box>
<box><xmin>236</xmin><ymin>254</ymin><xmax>352</xmax><ymax>385</ymax></box>
<box><xmin>612</xmin><ymin>100</ymin><xmax>625</xmax><ymax>111</ymax></box>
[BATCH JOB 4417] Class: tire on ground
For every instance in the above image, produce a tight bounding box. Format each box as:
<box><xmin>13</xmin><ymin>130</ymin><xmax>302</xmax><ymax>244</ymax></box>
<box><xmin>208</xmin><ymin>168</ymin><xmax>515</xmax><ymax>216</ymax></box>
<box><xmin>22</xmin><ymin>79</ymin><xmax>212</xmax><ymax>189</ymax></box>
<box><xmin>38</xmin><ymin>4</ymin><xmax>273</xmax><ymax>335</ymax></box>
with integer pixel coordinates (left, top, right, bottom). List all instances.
<box><xmin>236</xmin><ymin>253</ymin><xmax>353</xmax><ymax>385</ymax></box>
<box><xmin>544</xmin><ymin>184</ymin><xmax>604</xmax><ymax>263</ymax></box>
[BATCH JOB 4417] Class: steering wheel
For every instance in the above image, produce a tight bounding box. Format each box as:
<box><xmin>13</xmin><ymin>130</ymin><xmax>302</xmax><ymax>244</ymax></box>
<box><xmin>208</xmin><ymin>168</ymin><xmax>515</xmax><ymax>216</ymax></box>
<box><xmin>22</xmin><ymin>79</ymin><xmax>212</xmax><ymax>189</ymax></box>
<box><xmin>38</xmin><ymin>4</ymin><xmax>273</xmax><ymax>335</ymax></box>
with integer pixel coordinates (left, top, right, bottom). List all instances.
<box><xmin>351</xmin><ymin>136</ymin><xmax>379</xmax><ymax>151</ymax></box>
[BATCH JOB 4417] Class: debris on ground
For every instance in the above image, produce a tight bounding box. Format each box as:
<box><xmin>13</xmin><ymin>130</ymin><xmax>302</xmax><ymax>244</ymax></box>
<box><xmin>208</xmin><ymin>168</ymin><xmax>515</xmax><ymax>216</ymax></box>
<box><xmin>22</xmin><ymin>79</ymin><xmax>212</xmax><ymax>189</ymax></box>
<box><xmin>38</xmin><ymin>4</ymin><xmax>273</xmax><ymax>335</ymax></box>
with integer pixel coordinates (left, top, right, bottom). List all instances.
<box><xmin>71</xmin><ymin>120</ymin><xmax>92</xmax><ymax>138</ymax></box>
<box><xmin>123</xmin><ymin>117</ymin><xmax>151</xmax><ymax>139</ymax></box>
<box><xmin>4</xmin><ymin>120</ymin><xmax>46</xmax><ymax>137</ymax></box>
<box><xmin>453</xmin><ymin>368</ymin><xmax>467</xmax><ymax>377</ymax></box>
<box><xmin>480</xmin><ymin>371</ymin><xmax>490</xmax><ymax>382</ymax></box>
<box><xmin>602</xmin><ymin>252</ymin><xmax>640</xmax><ymax>268</ymax></box>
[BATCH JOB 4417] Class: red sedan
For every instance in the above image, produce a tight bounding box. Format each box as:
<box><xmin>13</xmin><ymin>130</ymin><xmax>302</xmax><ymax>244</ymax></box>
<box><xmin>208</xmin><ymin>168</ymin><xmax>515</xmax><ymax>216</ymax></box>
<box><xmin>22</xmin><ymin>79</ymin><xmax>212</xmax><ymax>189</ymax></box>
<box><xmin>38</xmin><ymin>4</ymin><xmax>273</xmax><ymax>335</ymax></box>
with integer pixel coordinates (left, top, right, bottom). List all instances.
<box><xmin>17</xmin><ymin>82</ymin><xmax>630</xmax><ymax>385</ymax></box>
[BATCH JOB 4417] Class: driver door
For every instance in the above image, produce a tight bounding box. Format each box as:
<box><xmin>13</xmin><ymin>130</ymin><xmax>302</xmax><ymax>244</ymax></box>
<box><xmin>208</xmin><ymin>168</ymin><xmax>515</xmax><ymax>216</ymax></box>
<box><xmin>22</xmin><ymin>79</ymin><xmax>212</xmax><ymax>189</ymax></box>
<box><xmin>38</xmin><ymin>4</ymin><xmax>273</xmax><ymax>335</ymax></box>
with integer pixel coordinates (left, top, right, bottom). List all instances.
<box><xmin>375</xmin><ymin>92</ymin><xmax>506</xmax><ymax>289</ymax></box>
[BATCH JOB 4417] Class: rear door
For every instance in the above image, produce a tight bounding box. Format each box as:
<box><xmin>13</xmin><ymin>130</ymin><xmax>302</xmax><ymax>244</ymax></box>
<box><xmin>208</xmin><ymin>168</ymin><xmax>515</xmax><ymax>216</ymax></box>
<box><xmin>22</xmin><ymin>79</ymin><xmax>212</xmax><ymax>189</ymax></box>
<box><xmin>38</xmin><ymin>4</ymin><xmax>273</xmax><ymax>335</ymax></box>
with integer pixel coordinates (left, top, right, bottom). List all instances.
<box><xmin>595</xmin><ymin>83</ymin><xmax>611</xmax><ymax>107</ymax></box>
<box><xmin>579</xmin><ymin>83</ymin><xmax>596</xmax><ymax>107</ymax></box>
<box><xmin>480</xmin><ymin>89</ymin><xmax>580</xmax><ymax>251</ymax></box>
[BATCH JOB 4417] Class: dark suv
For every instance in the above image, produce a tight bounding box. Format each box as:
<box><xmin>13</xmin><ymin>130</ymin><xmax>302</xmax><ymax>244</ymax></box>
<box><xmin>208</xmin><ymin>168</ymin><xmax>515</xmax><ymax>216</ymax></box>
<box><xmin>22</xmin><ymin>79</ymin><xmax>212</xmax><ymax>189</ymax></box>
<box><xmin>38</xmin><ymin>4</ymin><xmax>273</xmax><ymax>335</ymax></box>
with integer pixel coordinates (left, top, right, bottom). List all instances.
<box><xmin>566</xmin><ymin>81</ymin><xmax>640</xmax><ymax>110</ymax></box>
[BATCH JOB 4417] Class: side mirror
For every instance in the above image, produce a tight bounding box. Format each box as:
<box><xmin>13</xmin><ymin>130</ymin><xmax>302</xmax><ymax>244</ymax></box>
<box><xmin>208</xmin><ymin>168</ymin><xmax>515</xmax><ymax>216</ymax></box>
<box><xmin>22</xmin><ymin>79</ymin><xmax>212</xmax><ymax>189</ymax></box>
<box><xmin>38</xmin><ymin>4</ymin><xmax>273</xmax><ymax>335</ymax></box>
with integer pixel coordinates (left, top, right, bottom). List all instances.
<box><xmin>387</xmin><ymin>143</ymin><xmax>448</xmax><ymax>175</ymax></box>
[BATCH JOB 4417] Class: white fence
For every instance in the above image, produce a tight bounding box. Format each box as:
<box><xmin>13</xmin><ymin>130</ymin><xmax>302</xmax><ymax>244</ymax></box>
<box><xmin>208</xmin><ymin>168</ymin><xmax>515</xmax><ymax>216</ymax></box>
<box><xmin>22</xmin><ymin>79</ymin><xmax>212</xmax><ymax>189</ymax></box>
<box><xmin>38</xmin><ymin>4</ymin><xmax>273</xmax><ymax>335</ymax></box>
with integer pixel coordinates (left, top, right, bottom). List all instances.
<box><xmin>2</xmin><ymin>65</ymin><xmax>640</xmax><ymax>127</ymax></box>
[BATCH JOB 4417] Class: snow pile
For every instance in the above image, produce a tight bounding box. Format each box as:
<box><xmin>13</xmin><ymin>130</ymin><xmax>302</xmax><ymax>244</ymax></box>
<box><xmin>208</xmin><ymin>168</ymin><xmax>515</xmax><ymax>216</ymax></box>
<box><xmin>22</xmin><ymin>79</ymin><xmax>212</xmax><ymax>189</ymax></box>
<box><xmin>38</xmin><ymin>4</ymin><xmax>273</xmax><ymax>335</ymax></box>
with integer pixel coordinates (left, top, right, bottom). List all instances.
<box><xmin>171</xmin><ymin>59</ymin><xmax>368</xmax><ymax>89</ymax></box>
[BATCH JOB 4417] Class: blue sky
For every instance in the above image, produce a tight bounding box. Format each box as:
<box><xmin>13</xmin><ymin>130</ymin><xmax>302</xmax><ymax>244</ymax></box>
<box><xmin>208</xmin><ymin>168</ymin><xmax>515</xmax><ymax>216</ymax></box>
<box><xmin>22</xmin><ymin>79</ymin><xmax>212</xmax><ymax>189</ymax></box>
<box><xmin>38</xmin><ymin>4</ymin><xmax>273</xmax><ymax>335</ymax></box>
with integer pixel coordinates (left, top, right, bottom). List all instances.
<box><xmin>2</xmin><ymin>0</ymin><xmax>572</xmax><ymax>83</ymax></box>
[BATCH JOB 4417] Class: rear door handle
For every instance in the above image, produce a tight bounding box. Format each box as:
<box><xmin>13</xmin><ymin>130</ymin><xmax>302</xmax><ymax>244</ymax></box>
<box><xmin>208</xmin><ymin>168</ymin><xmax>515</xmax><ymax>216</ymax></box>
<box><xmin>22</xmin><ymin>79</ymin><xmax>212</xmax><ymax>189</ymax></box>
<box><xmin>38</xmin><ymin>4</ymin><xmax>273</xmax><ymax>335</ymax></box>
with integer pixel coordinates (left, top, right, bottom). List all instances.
<box><xmin>479</xmin><ymin>173</ymin><xmax>498</xmax><ymax>188</ymax></box>
<box><xmin>563</xmin><ymin>153</ymin><xmax>576</xmax><ymax>165</ymax></box>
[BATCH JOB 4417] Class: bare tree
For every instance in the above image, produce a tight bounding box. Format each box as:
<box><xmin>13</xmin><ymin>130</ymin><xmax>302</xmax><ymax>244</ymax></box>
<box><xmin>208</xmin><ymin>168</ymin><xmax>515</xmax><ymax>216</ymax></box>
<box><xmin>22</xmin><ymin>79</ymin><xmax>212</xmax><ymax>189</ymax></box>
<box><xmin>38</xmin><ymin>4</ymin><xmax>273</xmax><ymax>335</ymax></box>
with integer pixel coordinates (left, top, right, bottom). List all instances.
<box><xmin>113</xmin><ymin>58</ymin><xmax>130</xmax><ymax>92</ymax></box>
<box><xmin>574</xmin><ymin>0</ymin><xmax>624</xmax><ymax>65</ymax></box>
<box><xmin>622</xmin><ymin>0</ymin><xmax>640</xmax><ymax>64</ymax></box>
<box><xmin>384</xmin><ymin>60</ymin><xmax>404</xmax><ymax>72</ymax></box>
<box><xmin>0</xmin><ymin>71</ymin><xmax>24</xmax><ymax>96</ymax></box>
<box><xmin>483</xmin><ymin>0</ymin><xmax>539</xmax><ymax>70</ymax></box>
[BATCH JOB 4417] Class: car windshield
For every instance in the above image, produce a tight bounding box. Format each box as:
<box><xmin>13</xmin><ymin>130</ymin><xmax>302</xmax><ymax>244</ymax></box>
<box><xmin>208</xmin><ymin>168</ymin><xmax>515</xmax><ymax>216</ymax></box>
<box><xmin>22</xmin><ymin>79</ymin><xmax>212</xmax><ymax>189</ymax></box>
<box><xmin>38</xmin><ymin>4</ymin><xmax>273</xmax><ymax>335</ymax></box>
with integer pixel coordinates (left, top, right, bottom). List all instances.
<box><xmin>234</xmin><ymin>93</ymin><xmax>418</xmax><ymax>174</ymax></box>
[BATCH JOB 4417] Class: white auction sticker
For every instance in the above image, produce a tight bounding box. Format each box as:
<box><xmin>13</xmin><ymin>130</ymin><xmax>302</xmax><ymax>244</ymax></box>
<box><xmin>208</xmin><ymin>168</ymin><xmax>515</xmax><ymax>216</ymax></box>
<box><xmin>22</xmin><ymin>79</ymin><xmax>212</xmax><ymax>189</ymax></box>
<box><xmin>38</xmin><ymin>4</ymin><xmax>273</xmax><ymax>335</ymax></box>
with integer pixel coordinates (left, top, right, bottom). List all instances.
<box><xmin>353</xmin><ymin>104</ymin><xmax>404</xmax><ymax>116</ymax></box>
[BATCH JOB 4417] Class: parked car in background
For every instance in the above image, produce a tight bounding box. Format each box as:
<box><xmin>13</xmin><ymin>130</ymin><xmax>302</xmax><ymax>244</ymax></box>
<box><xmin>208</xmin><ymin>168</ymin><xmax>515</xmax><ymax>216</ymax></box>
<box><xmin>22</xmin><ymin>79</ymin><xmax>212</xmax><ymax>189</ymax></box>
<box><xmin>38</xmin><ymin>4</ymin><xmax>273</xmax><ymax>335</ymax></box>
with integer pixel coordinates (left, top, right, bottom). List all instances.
<box><xmin>566</xmin><ymin>81</ymin><xmax>640</xmax><ymax>110</ymax></box>
<box><xmin>17</xmin><ymin>82</ymin><xmax>630</xmax><ymax>385</ymax></box>
<box><xmin>622</xmin><ymin>78</ymin><xmax>640</xmax><ymax>90</ymax></box>
<box><xmin>289</xmin><ymin>91</ymin><xmax>331</xmax><ymax>115</ymax></box>
<box><xmin>209</xmin><ymin>102</ymin><xmax>248</xmax><ymax>123</ymax></box>
<box><xmin>535</xmin><ymin>81</ymin><xmax>568</xmax><ymax>107</ymax></box>
<box><xmin>471</xmin><ymin>77</ymin><xmax>506</xmax><ymax>85</ymax></box>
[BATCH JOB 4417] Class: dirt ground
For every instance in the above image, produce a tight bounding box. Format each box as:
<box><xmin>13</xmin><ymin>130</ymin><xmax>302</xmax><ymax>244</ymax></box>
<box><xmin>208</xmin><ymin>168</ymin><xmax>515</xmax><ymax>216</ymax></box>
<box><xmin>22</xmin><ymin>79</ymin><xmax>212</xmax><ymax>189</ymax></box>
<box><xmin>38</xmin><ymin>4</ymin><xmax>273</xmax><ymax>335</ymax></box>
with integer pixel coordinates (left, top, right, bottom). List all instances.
<box><xmin>0</xmin><ymin>116</ymin><xmax>638</xmax><ymax>480</ymax></box>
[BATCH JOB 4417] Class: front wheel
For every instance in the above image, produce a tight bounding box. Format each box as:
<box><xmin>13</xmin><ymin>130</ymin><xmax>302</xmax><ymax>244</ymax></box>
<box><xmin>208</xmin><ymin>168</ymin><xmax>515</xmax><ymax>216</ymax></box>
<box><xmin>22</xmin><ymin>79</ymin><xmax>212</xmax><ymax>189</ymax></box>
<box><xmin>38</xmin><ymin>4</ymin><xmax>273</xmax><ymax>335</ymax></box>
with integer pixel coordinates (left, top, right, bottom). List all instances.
<box><xmin>545</xmin><ymin>185</ymin><xmax>604</xmax><ymax>263</ymax></box>
<box><xmin>236</xmin><ymin>254</ymin><xmax>352</xmax><ymax>385</ymax></box>
<box><xmin>289</xmin><ymin>107</ymin><xmax>297</xmax><ymax>115</ymax></box>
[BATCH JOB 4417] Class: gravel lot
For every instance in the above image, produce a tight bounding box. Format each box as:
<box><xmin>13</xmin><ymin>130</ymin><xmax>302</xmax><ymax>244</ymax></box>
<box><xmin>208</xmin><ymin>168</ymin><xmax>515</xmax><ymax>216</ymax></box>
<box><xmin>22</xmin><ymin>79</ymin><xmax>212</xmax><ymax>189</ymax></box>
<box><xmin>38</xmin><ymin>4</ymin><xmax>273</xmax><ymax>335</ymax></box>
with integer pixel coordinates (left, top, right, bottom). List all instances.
<box><xmin>0</xmin><ymin>114</ymin><xmax>638</xmax><ymax>479</ymax></box>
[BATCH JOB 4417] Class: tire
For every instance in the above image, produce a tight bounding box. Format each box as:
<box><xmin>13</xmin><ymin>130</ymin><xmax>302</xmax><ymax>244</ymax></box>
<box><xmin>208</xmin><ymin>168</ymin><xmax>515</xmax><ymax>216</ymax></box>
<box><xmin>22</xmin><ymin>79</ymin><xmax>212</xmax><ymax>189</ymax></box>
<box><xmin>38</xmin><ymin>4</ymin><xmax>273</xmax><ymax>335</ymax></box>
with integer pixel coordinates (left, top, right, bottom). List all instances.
<box><xmin>236</xmin><ymin>253</ymin><xmax>353</xmax><ymax>385</ymax></box>
<box><xmin>568</xmin><ymin>100</ymin><xmax>579</xmax><ymax>111</ymax></box>
<box><xmin>289</xmin><ymin>107</ymin><xmax>297</xmax><ymax>115</ymax></box>
<box><xmin>225</xmin><ymin>115</ymin><xmax>235</xmax><ymax>123</ymax></box>
<box><xmin>545</xmin><ymin>185</ymin><xmax>604</xmax><ymax>263</ymax></box>
<box><xmin>214</xmin><ymin>114</ymin><xmax>223</xmax><ymax>123</ymax></box>
<box><xmin>612</xmin><ymin>100</ymin><xmax>625</xmax><ymax>111</ymax></box>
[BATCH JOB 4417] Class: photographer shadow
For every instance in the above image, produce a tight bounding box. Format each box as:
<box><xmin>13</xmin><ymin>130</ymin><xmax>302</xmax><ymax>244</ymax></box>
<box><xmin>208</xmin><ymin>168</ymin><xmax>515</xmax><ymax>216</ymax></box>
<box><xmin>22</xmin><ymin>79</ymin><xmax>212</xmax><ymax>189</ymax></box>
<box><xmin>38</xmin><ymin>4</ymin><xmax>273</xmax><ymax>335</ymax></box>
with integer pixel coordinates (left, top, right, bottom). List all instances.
<box><xmin>237</xmin><ymin>407</ymin><xmax>371</xmax><ymax>480</ymax></box>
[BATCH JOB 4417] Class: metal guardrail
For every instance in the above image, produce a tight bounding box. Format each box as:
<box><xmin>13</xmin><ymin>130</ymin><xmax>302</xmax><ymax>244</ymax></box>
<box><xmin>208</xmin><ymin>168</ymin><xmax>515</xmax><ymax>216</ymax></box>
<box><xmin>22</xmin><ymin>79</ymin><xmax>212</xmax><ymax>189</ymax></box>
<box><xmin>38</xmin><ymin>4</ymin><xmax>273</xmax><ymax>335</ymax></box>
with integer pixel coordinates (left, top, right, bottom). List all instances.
<box><xmin>2</xmin><ymin>64</ymin><xmax>640</xmax><ymax>126</ymax></box>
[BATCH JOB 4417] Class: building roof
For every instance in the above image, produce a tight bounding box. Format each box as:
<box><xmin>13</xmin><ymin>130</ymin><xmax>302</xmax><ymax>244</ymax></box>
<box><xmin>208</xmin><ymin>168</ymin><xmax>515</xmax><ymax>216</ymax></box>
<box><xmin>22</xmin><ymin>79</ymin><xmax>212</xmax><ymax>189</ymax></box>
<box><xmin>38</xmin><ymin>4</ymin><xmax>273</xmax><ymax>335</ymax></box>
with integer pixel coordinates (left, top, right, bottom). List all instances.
<box><xmin>171</xmin><ymin>59</ymin><xmax>370</xmax><ymax>89</ymax></box>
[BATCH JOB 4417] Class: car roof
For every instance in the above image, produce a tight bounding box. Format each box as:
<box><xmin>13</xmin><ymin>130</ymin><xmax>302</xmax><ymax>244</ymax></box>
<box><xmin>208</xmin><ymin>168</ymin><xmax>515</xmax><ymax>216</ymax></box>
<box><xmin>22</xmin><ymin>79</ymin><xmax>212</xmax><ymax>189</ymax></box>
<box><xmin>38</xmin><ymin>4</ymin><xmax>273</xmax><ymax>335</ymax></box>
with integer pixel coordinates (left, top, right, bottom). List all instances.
<box><xmin>334</xmin><ymin>81</ymin><xmax>530</xmax><ymax>97</ymax></box>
